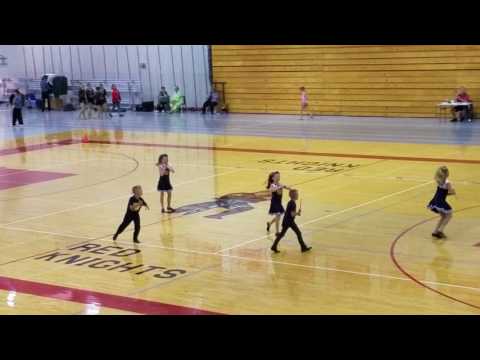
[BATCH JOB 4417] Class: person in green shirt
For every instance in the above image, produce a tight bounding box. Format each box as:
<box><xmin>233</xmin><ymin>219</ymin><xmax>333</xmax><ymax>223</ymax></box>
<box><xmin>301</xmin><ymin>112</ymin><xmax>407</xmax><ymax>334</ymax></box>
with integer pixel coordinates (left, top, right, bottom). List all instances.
<box><xmin>169</xmin><ymin>86</ymin><xmax>183</xmax><ymax>113</ymax></box>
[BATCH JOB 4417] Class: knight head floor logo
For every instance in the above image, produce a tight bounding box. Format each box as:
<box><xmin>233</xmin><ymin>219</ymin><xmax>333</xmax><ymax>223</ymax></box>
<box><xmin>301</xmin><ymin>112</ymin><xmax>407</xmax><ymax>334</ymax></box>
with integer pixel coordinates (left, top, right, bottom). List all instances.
<box><xmin>175</xmin><ymin>191</ymin><xmax>271</xmax><ymax>220</ymax></box>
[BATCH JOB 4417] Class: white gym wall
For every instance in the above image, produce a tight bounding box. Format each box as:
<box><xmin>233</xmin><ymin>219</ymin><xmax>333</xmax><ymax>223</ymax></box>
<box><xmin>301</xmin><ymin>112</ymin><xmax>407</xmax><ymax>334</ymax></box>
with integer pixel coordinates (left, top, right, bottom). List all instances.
<box><xmin>2</xmin><ymin>45</ymin><xmax>211</xmax><ymax>107</ymax></box>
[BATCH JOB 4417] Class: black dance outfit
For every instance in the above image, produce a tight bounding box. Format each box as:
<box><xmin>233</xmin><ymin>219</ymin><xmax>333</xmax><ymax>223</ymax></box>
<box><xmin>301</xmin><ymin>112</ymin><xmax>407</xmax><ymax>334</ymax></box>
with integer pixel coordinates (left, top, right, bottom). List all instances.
<box><xmin>271</xmin><ymin>200</ymin><xmax>310</xmax><ymax>252</ymax></box>
<box><xmin>268</xmin><ymin>184</ymin><xmax>285</xmax><ymax>215</ymax></box>
<box><xmin>78</xmin><ymin>88</ymin><xmax>87</xmax><ymax>104</ymax></box>
<box><xmin>95</xmin><ymin>89</ymin><xmax>107</xmax><ymax>106</ymax></box>
<box><xmin>427</xmin><ymin>181</ymin><xmax>452</xmax><ymax>214</ymax></box>
<box><xmin>114</xmin><ymin>195</ymin><xmax>148</xmax><ymax>242</ymax></box>
<box><xmin>86</xmin><ymin>88</ymin><xmax>95</xmax><ymax>104</ymax></box>
<box><xmin>157</xmin><ymin>165</ymin><xmax>173</xmax><ymax>192</ymax></box>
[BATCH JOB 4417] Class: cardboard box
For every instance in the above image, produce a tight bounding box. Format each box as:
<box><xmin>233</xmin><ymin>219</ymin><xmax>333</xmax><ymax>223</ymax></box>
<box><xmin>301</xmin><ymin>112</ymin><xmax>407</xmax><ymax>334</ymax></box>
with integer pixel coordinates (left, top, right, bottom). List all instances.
<box><xmin>51</xmin><ymin>98</ymin><xmax>64</xmax><ymax>110</ymax></box>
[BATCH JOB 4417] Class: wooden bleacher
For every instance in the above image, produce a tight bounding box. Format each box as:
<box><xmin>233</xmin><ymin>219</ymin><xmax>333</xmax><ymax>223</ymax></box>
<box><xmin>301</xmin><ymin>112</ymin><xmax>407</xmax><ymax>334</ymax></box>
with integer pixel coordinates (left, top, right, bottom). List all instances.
<box><xmin>212</xmin><ymin>45</ymin><xmax>480</xmax><ymax>118</ymax></box>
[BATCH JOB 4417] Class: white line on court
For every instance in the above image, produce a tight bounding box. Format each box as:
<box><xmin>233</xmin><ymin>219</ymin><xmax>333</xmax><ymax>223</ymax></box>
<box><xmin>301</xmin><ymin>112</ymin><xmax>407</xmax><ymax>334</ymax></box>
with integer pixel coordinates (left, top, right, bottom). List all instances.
<box><xmin>0</xmin><ymin>168</ymin><xmax>242</xmax><ymax>227</ymax></box>
<box><xmin>0</xmin><ymin>226</ymin><xmax>95</xmax><ymax>240</ymax></box>
<box><xmin>216</xmin><ymin>180</ymin><xmax>434</xmax><ymax>254</ymax></box>
<box><xmin>100</xmin><ymin>238</ymin><xmax>480</xmax><ymax>293</ymax></box>
<box><xmin>1</xmin><ymin>227</ymin><xmax>478</xmax><ymax>295</ymax></box>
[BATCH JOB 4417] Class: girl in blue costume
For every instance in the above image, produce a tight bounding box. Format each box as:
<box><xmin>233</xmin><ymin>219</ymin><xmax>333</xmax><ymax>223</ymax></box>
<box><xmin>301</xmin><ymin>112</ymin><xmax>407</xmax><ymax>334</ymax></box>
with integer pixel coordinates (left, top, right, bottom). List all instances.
<box><xmin>266</xmin><ymin>171</ymin><xmax>291</xmax><ymax>236</ymax></box>
<box><xmin>427</xmin><ymin>166</ymin><xmax>456</xmax><ymax>239</ymax></box>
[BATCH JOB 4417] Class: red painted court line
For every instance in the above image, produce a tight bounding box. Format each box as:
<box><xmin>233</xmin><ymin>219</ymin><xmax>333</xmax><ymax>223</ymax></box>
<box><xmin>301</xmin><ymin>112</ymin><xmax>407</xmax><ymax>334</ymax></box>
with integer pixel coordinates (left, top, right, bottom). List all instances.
<box><xmin>88</xmin><ymin>140</ymin><xmax>480</xmax><ymax>165</ymax></box>
<box><xmin>2</xmin><ymin>138</ymin><xmax>479</xmax><ymax>165</ymax></box>
<box><xmin>0</xmin><ymin>171</ymin><xmax>75</xmax><ymax>190</ymax></box>
<box><xmin>0</xmin><ymin>167</ymin><xmax>75</xmax><ymax>190</ymax></box>
<box><xmin>0</xmin><ymin>168</ymin><xmax>22</xmax><ymax>176</ymax></box>
<box><xmin>390</xmin><ymin>205</ymin><xmax>480</xmax><ymax>312</ymax></box>
<box><xmin>0</xmin><ymin>139</ymin><xmax>80</xmax><ymax>157</ymax></box>
<box><xmin>0</xmin><ymin>275</ymin><xmax>221</xmax><ymax>315</ymax></box>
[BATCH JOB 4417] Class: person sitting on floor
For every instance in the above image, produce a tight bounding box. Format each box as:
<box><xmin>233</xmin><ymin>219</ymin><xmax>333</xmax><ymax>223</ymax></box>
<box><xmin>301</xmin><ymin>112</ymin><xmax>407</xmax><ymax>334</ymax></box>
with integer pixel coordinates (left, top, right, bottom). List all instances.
<box><xmin>170</xmin><ymin>86</ymin><xmax>183</xmax><ymax>113</ymax></box>
<box><xmin>452</xmin><ymin>87</ymin><xmax>473</xmax><ymax>122</ymax></box>
<box><xmin>157</xmin><ymin>86</ymin><xmax>170</xmax><ymax>112</ymax></box>
<box><xmin>202</xmin><ymin>88</ymin><xmax>219</xmax><ymax>115</ymax></box>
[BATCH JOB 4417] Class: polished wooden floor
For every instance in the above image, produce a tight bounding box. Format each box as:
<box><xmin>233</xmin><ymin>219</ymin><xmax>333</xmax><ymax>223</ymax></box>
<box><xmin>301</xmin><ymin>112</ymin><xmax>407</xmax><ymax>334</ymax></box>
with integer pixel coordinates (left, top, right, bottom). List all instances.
<box><xmin>1</xmin><ymin>110</ymin><xmax>479</xmax><ymax>314</ymax></box>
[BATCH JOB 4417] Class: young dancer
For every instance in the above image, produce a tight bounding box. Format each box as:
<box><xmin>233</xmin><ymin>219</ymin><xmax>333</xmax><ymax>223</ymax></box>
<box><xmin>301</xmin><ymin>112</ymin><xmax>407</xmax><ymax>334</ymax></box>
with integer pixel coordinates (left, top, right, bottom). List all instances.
<box><xmin>300</xmin><ymin>86</ymin><xmax>313</xmax><ymax>119</ymax></box>
<box><xmin>271</xmin><ymin>189</ymin><xmax>312</xmax><ymax>253</ymax></box>
<box><xmin>113</xmin><ymin>185</ymin><xmax>149</xmax><ymax>243</ymax></box>
<box><xmin>427</xmin><ymin>166</ymin><xmax>456</xmax><ymax>239</ymax></box>
<box><xmin>85</xmin><ymin>83</ymin><xmax>95</xmax><ymax>119</ymax></box>
<box><xmin>156</xmin><ymin>154</ymin><xmax>176</xmax><ymax>213</ymax></box>
<box><xmin>78</xmin><ymin>83</ymin><xmax>88</xmax><ymax>120</ymax></box>
<box><xmin>266</xmin><ymin>171</ymin><xmax>291</xmax><ymax>236</ymax></box>
<box><xmin>95</xmin><ymin>84</ymin><xmax>107</xmax><ymax>119</ymax></box>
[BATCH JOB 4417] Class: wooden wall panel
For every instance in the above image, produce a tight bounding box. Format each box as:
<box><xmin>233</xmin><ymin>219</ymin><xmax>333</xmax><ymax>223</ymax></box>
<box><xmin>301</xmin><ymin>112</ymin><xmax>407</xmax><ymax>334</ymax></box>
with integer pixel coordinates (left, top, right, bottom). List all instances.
<box><xmin>212</xmin><ymin>45</ymin><xmax>480</xmax><ymax>118</ymax></box>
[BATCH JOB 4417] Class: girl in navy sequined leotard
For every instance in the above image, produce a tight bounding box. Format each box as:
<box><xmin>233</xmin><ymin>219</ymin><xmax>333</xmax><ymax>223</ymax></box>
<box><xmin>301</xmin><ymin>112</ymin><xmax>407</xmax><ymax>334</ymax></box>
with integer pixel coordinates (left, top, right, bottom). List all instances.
<box><xmin>427</xmin><ymin>166</ymin><xmax>456</xmax><ymax>239</ymax></box>
<box><xmin>266</xmin><ymin>171</ymin><xmax>291</xmax><ymax>236</ymax></box>
<box><xmin>156</xmin><ymin>154</ymin><xmax>176</xmax><ymax>213</ymax></box>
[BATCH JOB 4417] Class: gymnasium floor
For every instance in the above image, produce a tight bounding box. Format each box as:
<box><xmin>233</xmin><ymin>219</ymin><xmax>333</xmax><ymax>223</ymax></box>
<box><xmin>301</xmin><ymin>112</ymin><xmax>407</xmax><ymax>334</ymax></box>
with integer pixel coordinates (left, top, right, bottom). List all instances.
<box><xmin>1</xmin><ymin>108</ymin><xmax>480</xmax><ymax>315</ymax></box>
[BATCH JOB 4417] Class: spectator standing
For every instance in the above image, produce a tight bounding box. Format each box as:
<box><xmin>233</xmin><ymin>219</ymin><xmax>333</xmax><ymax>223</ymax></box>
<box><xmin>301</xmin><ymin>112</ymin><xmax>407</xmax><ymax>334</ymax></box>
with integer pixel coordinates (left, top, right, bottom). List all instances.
<box><xmin>40</xmin><ymin>75</ymin><xmax>52</xmax><ymax>112</ymax></box>
<box><xmin>110</xmin><ymin>84</ymin><xmax>122</xmax><ymax>117</ymax></box>
<box><xmin>9</xmin><ymin>89</ymin><xmax>25</xmax><ymax>127</ymax></box>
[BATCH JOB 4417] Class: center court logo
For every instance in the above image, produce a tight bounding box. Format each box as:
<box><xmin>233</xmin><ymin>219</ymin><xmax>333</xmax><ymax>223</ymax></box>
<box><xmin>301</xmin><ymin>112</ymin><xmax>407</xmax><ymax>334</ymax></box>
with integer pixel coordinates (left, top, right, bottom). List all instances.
<box><xmin>175</xmin><ymin>191</ymin><xmax>271</xmax><ymax>219</ymax></box>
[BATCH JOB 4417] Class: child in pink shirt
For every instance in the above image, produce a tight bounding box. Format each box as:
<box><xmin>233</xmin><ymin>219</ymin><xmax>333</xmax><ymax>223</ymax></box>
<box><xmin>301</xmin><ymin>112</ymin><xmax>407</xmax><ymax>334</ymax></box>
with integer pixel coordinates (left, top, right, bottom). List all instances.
<box><xmin>300</xmin><ymin>87</ymin><xmax>313</xmax><ymax>119</ymax></box>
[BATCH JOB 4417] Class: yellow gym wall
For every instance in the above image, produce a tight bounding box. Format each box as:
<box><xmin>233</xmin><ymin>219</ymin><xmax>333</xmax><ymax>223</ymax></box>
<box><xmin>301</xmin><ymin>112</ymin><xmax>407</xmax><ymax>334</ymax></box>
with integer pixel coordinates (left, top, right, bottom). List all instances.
<box><xmin>212</xmin><ymin>45</ymin><xmax>480</xmax><ymax>118</ymax></box>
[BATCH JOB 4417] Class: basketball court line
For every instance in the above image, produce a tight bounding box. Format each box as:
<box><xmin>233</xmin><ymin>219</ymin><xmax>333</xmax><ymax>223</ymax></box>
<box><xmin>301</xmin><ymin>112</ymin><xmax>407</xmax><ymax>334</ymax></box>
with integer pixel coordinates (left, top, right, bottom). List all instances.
<box><xmin>5</xmin><ymin>130</ymin><xmax>473</xmax><ymax>164</ymax></box>
<box><xmin>217</xmin><ymin>180</ymin><xmax>434</xmax><ymax>254</ymax></box>
<box><xmin>0</xmin><ymin>186</ymin><xmax>477</xmax><ymax>312</ymax></box>
<box><xmin>0</xmin><ymin>168</ymin><xmax>243</xmax><ymax>227</ymax></box>
<box><xmin>4</xmin><ymin>138</ymin><xmax>478</xmax><ymax>185</ymax></box>
<box><xmin>2</xmin><ymin>137</ymin><xmax>479</xmax><ymax>312</ymax></box>
<box><xmin>103</xmin><ymin>239</ymin><xmax>480</xmax><ymax>294</ymax></box>
<box><xmin>0</xmin><ymin>158</ymin><xmax>428</xmax><ymax>263</ymax></box>
<box><xmin>0</xmin><ymin>163</ymin><xmax>412</xmax><ymax>246</ymax></box>
<box><xmin>0</xmin><ymin>157</ymin><xmax>144</xmax><ymax>180</ymax></box>
<box><xmin>0</xmin><ymin>159</ymin><xmax>398</xmax><ymax>258</ymax></box>
<box><xmin>0</xmin><ymin>226</ymin><xmax>95</xmax><ymax>240</ymax></box>
<box><xmin>0</xmin><ymin>224</ymin><xmax>480</xmax><ymax>314</ymax></box>
<box><xmin>0</xmin><ymin>275</ymin><xmax>220</xmax><ymax>315</ymax></box>
<box><xmin>0</xmin><ymin>149</ymin><xmax>141</xmax><ymax>202</ymax></box>
<box><xmin>0</xmin><ymin>160</ymin><xmax>85</xmax><ymax>178</ymax></box>
<box><xmin>86</xmin><ymin>139</ymin><xmax>480</xmax><ymax>165</ymax></box>
<box><xmin>2</xmin><ymin>226</ymin><xmax>477</xmax><ymax>312</ymax></box>
<box><xmin>153</xmin><ymin>162</ymin><xmax>480</xmax><ymax>186</ymax></box>
<box><xmin>390</xmin><ymin>205</ymin><xmax>480</xmax><ymax>311</ymax></box>
<box><xmin>0</xmin><ymin>139</ymin><xmax>79</xmax><ymax>157</ymax></box>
